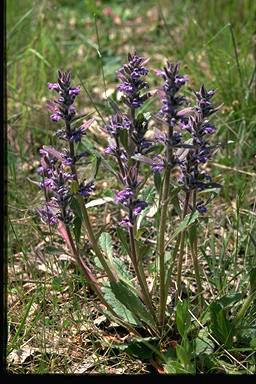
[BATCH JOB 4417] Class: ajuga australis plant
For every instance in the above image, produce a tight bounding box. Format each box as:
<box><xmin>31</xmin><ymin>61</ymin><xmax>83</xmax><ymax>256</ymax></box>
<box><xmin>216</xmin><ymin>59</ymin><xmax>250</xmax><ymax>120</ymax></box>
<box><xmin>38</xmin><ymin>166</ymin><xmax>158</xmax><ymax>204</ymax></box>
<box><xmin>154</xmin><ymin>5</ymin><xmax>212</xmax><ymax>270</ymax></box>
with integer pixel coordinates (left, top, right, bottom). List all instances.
<box><xmin>36</xmin><ymin>53</ymin><xmax>224</xmax><ymax>367</ymax></box>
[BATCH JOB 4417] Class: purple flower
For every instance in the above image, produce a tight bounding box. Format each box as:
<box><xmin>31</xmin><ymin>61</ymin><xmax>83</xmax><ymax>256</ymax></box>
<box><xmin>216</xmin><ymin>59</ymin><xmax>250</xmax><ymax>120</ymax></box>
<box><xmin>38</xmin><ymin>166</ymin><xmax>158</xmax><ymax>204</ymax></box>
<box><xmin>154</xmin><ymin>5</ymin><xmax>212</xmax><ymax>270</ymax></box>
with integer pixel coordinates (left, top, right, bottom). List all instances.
<box><xmin>37</xmin><ymin>204</ymin><xmax>58</xmax><ymax>225</ymax></box>
<box><xmin>57</xmin><ymin>207</ymin><xmax>73</xmax><ymax>224</ymax></box>
<box><xmin>79</xmin><ymin>182</ymin><xmax>95</xmax><ymax>198</ymax></box>
<box><xmin>120</xmin><ymin>218</ymin><xmax>133</xmax><ymax>228</ymax></box>
<box><xmin>152</xmin><ymin>155</ymin><xmax>165</xmax><ymax>173</ymax></box>
<box><xmin>69</xmin><ymin>87</ymin><xmax>80</xmax><ymax>96</ymax></box>
<box><xmin>105</xmin><ymin>114</ymin><xmax>131</xmax><ymax>137</ymax></box>
<box><xmin>195</xmin><ymin>200</ymin><xmax>207</xmax><ymax>214</ymax></box>
<box><xmin>133</xmin><ymin>200</ymin><xmax>148</xmax><ymax>216</ymax></box>
<box><xmin>48</xmin><ymin>83</ymin><xmax>61</xmax><ymax>92</ymax></box>
<box><xmin>41</xmin><ymin>178</ymin><xmax>55</xmax><ymax>189</ymax></box>
<box><xmin>114</xmin><ymin>188</ymin><xmax>134</xmax><ymax>205</ymax></box>
<box><xmin>194</xmin><ymin>85</ymin><xmax>219</xmax><ymax>118</ymax></box>
<box><xmin>104</xmin><ymin>141</ymin><xmax>117</xmax><ymax>155</ymax></box>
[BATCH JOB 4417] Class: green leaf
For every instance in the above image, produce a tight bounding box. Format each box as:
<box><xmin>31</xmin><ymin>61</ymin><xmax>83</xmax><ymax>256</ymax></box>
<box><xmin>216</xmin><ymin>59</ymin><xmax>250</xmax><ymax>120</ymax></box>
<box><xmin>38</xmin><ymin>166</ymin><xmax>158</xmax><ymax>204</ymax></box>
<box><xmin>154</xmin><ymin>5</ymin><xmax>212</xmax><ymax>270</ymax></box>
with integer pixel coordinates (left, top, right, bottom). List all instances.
<box><xmin>99</xmin><ymin>232</ymin><xmax>113</xmax><ymax>263</ymax></box>
<box><xmin>84</xmin><ymin>0</ymin><xmax>102</xmax><ymax>16</ymax></box>
<box><xmin>136</xmin><ymin>241</ymin><xmax>152</xmax><ymax>261</ymax></box>
<box><xmin>176</xmin><ymin>342</ymin><xmax>196</xmax><ymax>373</ymax></box>
<box><xmin>125</xmin><ymin>340</ymin><xmax>155</xmax><ymax>360</ymax></box>
<box><xmin>112</xmin><ymin>258</ymin><xmax>133</xmax><ymax>281</ymax></box>
<box><xmin>163</xmin><ymin>346</ymin><xmax>176</xmax><ymax>362</ymax></box>
<box><xmin>116</xmin><ymin>227</ymin><xmax>131</xmax><ymax>256</ymax></box>
<box><xmin>154</xmin><ymin>172</ymin><xmax>162</xmax><ymax>194</ymax></box>
<box><xmin>110</xmin><ymin>281</ymin><xmax>156</xmax><ymax>329</ymax></box>
<box><xmin>111</xmin><ymin>337</ymin><xmax>158</xmax><ymax>359</ymax></box>
<box><xmin>195</xmin><ymin>328</ymin><xmax>215</xmax><ymax>356</ymax></box>
<box><xmin>210</xmin><ymin>302</ymin><xmax>234</xmax><ymax>348</ymax></box>
<box><xmin>218</xmin><ymin>292</ymin><xmax>244</xmax><ymax>309</ymax></box>
<box><xmin>52</xmin><ymin>276</ymin><xmax>65</xmax><ymax>292</ymax></box>
<box><xmin>188</xmin><ymin>222</ymin><xmax>197</xmax><ymax>245</ymax></box>
<box><xmin>176</xmin><ymin>344</ymin><xmax>189</xmax><ymax>366</ymax></box>
<box><xmin>70</xmin><ymin>180</ymin><xmax>79</xmax><ymax>194</ymax></box>
<box><xmin>43</xmin><ymin>245</ymin><xmax>67</xmax><ymax>255</ymax></box>
<box><xmin>135</xmin><ymin>227</ymin><xmax>147</xmax><ymax>240</ymax></box>
<box><xmin>176</xmin><ymin>211</ymin><xmax>199</xmax><ymax>234</ymax></box>
<box><xmin>70</xmin><ymin>196</ymin><xmax>83</xmax><ymax>219</ymax></box>
<box><xmin>249</xmin><ymin>267</ymin><xmax>256</xmax><ymax>293</ymax></box>
<box><xmin>102</xmin><ymin>285</ymin><xmax>139</xmax><ymax>326</ymax></box>
<box><xmin>239</xmin><ymin>327</ymin><xmax>256</xmax><ymax>346</ymax></box>
<box><xmin>250</xmin><ymin>337</ymin><xmax>256</xmax><ymax>348</ymax></box>
<box><xmin>176</xmin><ymin>300</ymin><xmax>191</xmax><ymax>337</ymax></box>
<box><xmin>82</xmin><ymin>138</ymin><xmax>119</xmax><ymax>180</ymax></box>
<box><xmin>164</xmin><ymin>360</ymin><xmax>189</xmax><ymax>374</ymax></box>
<box><xmin>112</xmin><ymin>257</ymin><xmax>140</xmax><ymax>294</ymax></box>
<box><xmin>167</xmin><ymin>211</ymin><xmax>199</xmax><ymax>246</ymax></box>
<box><xmin>119</xmin><ymin>128</ymin><xmax>129</xmax><ymax>151</ymax></box>
<box><xmin>170</xmin><ymin>190</ymin><xmax>182</xmax><ymax>215</ymax></box>
<box><xmin>73</xmin><ymin>216</ymin><xmax>82</xmax><ymax>244</ymax></box>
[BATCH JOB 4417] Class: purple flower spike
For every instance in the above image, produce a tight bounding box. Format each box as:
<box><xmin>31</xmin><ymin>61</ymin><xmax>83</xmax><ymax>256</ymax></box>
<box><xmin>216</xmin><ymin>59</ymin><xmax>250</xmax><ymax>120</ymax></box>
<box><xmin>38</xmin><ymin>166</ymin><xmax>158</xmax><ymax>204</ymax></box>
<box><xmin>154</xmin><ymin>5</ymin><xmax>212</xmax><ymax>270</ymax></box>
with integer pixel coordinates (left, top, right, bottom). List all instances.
<box><xmin>179</xmin><ymin>83</ymin><xmax>221</xmax><ymax>197</ymax></box>
<box><xmin>47</xmin><ymin>71</ymin><xmax>80</xmax><ymax>124</ymax></box>
<box><xmin>117</xmin><ymin>52</ymin><xmax>151</xmax><ymax>109</ymax></box>
<box><xmin>157</xmin><ymin>62</ymin><xmax>188</xmax><ymax>126</ymax></box>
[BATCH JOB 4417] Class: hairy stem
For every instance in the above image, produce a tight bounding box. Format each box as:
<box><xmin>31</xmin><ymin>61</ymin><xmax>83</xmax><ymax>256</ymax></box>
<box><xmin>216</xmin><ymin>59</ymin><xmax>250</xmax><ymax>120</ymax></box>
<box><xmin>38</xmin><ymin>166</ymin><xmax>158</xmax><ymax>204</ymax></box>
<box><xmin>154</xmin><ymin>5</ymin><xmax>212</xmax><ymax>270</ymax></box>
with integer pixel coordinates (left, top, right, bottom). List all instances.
<box><xmin>158</xmin><ymin>120</ymin><xmax>174</xmax><ymax>330</ymax></box>
<box><xmin>163</xmin><ymin>232</ymin><xmax>182</xmax><ymax>309</ymax></box>
<box><xmin>158</xmin><ymin>164</ymin><xmax>171</xmax><ymax>329</ymax></box>
<box><xmin>191</xmin><ymin>190</ymin><xmax>204</xmax><ymax>308</ymax></box>
<box><xmin>176</xmin><ymin>191</ymin><xmax>190</xmax><ymax>300</ymax></box>
<box><xmin>128</xmin><ymin>212</ymin><xmax>157</xmax><ymax>327</ymax></box>
<box><xmin>126</xmin><ymin>106</ymin><xmax>157</xmax><ymax>327</ymax></box>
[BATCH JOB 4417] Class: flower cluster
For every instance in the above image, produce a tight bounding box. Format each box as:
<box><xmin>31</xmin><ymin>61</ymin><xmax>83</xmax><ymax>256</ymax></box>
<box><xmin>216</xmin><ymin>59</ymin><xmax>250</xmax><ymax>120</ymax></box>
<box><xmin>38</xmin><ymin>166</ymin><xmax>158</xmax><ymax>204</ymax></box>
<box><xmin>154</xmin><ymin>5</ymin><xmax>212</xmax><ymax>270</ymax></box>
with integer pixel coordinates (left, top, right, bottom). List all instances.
<box><xmin>48</xmin><ymin>70</ymin><xmax>93</xmax><ymax>144</ymax></box>
<box><xmin>38</xmin><ymin>71</ymin><xmax>95</xmax><ymax>226</ymax></box>
<box><xmin>117</xmin><ymin>52</ymin><xmax>151</xmax><ymax>109</ymax></box>
<box><xmin>156</xmin><ymin>62</ymin><xmax>188</xmax><ymax>127</ymax></box>
<box><xmin>48</xmin><ymin>70</ymin><xmax>80</xmax><ymax>123</ymax></box>
<box><xmin>37</xmin><ymin>148</ymin><xmax>73</xmax><ymax>225</ymax></box>
<box><xmin>179</xmin><ymin>85</ymin><xmax>221</xmax><ymax>212</ymax></box>
<box><xmin>152</xmin><ymin>62</ymin><xmax>190</xmax><ymax>173</ymax></box>
<box><xmin>104</xmin><ymin>53</ymin><xmax>153</xmax><ymax>227</ymax></box>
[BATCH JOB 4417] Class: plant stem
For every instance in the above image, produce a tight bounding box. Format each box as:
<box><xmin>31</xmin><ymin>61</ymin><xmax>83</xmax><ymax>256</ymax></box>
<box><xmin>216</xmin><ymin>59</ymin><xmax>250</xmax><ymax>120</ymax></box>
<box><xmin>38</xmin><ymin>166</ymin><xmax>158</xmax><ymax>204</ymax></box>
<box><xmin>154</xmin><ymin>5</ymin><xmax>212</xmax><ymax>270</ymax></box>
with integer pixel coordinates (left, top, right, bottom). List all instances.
<box><xmin>115</xmin><ymin>136</ymin><xmax>126</xmax><ymax>179</ymax></box>
<box><xmin>176</xmin><ymin>191</ymin><xmax>190</xmax><ymax>300</ymax></box>
<box><xmin>190</xmin><ymin>228</ymin><xmax>204</xmax><ymax>308</ymax></box>
<box><xmin>158</xmin><ymin>164</ymin><xmax>171</xmax><ymax>329</ymax></box>
<box><xmin>163</xmin><ymin>232</ymin><xmax>182</xmax><ymax>308</ymax></box>
<box><xmin>128</xmin><ymin>220</ymin><xmax>157</xmax><ymax>326</ymax></box>
<box><xmin>126</xmin><ymin>106</ymin><xmax>157</xmax><ymax>326</ymax></box>
<box><xmin>158</xmin><ymin>118</ymin><xmax>174</xmax><ymax>330</ymax></box>
<box><xmin>191</xmin><ymin>190</ymin><xmax>204</xmax><ymax>309</ymax></box>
